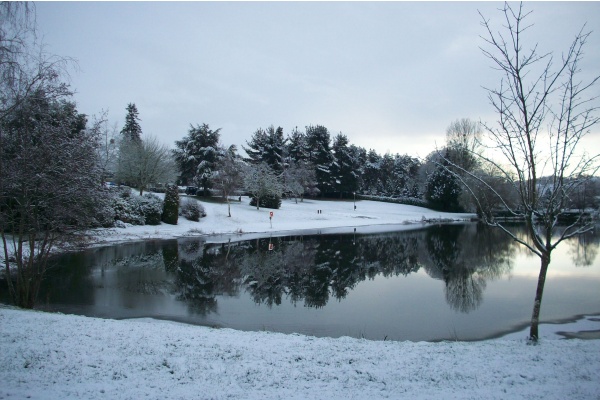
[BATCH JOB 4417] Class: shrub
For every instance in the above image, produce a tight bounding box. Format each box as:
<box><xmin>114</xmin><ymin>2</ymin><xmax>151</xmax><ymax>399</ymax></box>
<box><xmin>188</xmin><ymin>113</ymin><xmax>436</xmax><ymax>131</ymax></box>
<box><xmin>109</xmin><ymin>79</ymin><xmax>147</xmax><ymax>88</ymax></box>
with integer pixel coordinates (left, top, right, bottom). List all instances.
<box><xmin>249</xmin><ymin>193</ymin><xmax>281</xmax><ymax>209</ymax></box>
<box><xmin>179</xmin><ymin>197</ymin><xmax>205</xmax><ymax>222</ymax></box>
<box><xmin>162</xmin><ymin>184</ymin><xmax>179</xmax><ymax>224</ymax></box>
<box><xmin>112</xmin><ymin>196</ymin><xmax>145</xmax><ymax>225</ymax></box>
<box><xmin>135</xmin><ymin>193</ymin><xmax>163</xmax><ymax>225</ymax></box>
<box><xmin>91</xmin><ymin>188</ymin><xmax>117</xmax><ymax>228</ymax></box>
<box><xmin>106</xmin><ymin>190</ymin><xmax>164</xmax><ymax>226</ymax></box>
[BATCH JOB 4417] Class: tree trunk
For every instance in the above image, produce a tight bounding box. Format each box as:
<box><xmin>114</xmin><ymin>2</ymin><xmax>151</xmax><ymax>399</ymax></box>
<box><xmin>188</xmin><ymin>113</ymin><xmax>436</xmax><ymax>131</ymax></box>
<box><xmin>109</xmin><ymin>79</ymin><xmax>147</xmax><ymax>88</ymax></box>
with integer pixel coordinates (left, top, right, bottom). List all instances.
<box><xmin>227</xmin><ymin>199</ymin><xmax>231</xmax><ymax>217</ymax></box>
<box><xmin>529</xmin><ymin>253</ymin><xmax>551</xmax><ymax>342</ymax></box>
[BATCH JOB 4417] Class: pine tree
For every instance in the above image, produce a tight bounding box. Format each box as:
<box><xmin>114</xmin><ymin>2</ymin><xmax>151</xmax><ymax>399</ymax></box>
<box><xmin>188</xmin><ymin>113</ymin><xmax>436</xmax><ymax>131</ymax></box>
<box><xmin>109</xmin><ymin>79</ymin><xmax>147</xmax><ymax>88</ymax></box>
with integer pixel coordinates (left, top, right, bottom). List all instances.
<box><xmin>267</xmin><ymin>126</ymin><xmax>285</xmax><ymax>173</ymax></box>
<box><xmin>286</xmin><ymin>127</ymin><xmax>309</xmax><ymax>164</ymax></box>
<box><xmin>120</xmin><ymin>103</ymin><xmax>142</xmax><ymax>142</ymax></box>
<box><xmin>161</xmin><ymin>184</ymin><xmax>179</xmax><ymax>224</ymax></box>
<box><xmin>244</xmin><ymin>125</ymin><xmax>286</xmax><ymax>173</ymax></box>
<box><xmin>331</xmin><ymin>133</ymin><xmax>359</xmax><ymax>197</ymax></box>
<box><xmin>243</xmin><ymin>127</ymin><xmax>268</xmax><ymax>164</ymax></box>
<box><xmin>425</xmin><ymin>156</ymin><xmax>462</xmax><ymax>212</ymax></box>
<box><xmin>173</xmin><ymin>123</ymin><xmax>221</xmax><ymax>192</ymax></box>
<box><xmin>362</xmin><ymin>149</ymin><xmax>382</xmax><ymax>195</ymax></box>
<box><xmin>305</xmin><ymin>125</ymin><xmax>334</xmax><ymax>195</ymax></box>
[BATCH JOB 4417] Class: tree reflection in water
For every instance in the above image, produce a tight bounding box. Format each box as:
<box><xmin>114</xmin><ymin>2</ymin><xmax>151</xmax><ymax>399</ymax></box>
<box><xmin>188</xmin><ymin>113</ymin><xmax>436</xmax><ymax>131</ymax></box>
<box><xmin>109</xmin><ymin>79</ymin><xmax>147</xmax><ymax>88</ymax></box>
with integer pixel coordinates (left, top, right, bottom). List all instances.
<box><xmin>170</xmin><ymin>224</ymin><xmax>518</xmax><ymax>313</ymax></box>
<box><xmin>28</xmin><ymin>223</ymin><xmax>598</xmax><ymax>319</ymax></box>
<box><xmin>423</xmin><ymin>224</ymin><xmax>514</xmax><ymax>313</ymax></box>
<box><xmin>566</xmin><ymin>228</ymin><xmax>600</xmax><ymax>267</ymax></box>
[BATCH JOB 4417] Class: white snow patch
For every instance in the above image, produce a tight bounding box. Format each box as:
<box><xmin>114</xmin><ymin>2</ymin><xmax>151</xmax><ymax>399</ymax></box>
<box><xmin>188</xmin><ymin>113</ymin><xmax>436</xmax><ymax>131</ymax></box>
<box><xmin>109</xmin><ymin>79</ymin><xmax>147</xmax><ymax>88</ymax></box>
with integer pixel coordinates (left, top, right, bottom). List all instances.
<box><xmin>83</xmin><ymin>196</ymin><xmax>474</xmax><ymax>247</ymax></box>
<box><xmin>0</xmin><ymin>307</ymin><xmax>598</xmax><ymax>399</ymax></box>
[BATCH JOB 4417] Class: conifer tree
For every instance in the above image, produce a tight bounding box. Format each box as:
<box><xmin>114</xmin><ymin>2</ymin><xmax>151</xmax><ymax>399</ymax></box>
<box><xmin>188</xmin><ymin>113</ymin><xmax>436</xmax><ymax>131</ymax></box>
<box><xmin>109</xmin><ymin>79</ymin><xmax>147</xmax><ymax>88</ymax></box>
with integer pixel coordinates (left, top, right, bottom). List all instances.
<box><xmin>161</xmin><ymin>184</ymin><xmax>179</xmax><ymax>225</ymax></box>
<box><xmin>305</xmin><ymin>125</ymin><xmax>334</xmax><ymax>195</ymax></box>
<box><xmin>173</xmin><ymin>123</ymin><xmax>221</xmax><ymax>192</ymax></box>
<box><xmin>332</xmin><ymin>133</ymin><xmax>359</xmax><ymax>197</ymax></box>
<box><xmin>286</xmin><ymin>127</ymin><xmax>309</xmax><ymax>164</ymax></box>
<box><xmin>425</xmin><ymin>156</ymin><xmax>462</xmax><ymax>212</ymax></box>
<box><xmin>244</xmin><ymin>125</ymin><xmax>286</xmax><ymax>173</ymax></box>
<box><xmin>120</xmin><ymin>103</ymin><xmax>142</xmax><ymax>142</ymax></box>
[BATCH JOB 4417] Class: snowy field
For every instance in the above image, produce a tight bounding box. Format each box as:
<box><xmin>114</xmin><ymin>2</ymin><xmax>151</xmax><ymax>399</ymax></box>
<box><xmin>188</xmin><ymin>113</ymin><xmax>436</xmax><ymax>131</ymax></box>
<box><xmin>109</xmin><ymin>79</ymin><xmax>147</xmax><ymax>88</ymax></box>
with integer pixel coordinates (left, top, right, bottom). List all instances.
<box><xmin>1</xmin><ymin>306</ymin><xmax>599</xmax><ymax>400</ymax></box>
<box><xmin>2</xmin><ymin>197</ymin><xmax>599</xmax><ymax>399</ymax></box>
<box><xmin>85</xmin><ymin>196</ymin><xmax>475</xmax><ymax>246</ymax></box>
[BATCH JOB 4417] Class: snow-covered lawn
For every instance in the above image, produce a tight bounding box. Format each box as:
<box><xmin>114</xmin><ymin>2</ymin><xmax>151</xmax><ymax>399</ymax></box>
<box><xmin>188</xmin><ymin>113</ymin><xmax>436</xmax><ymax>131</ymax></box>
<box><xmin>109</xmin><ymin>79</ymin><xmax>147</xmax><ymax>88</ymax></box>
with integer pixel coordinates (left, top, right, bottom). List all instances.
<box><xmin>1</xmin><ymin>307</ymin><xmax>598</xmax><ymax>399</ymax></box>
<box><xmin>2</xmin><ymin>198</ymin><xmax>599</xmax><ymax>399</ymax></box>
<box><xmin>85</xmin><ymin>196</ymin><xmax>475</xmax><ymax>245</ymax></box>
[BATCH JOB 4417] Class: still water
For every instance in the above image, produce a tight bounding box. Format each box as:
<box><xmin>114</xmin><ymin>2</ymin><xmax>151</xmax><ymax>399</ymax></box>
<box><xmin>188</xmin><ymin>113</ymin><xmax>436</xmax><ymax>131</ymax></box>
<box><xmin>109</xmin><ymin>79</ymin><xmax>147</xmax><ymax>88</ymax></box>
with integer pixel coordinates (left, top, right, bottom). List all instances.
<box><xmin>25</xmin><ymin>223</ymin><xmax>600</xmax><ymax>341</ymax></box>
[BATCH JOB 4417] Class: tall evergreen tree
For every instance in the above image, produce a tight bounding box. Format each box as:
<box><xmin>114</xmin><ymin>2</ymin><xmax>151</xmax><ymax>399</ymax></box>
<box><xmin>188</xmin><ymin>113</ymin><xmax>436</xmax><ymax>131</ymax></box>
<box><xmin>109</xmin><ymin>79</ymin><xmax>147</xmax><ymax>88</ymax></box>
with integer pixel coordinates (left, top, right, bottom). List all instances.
<box><xmin>173</xmin><ymin>123</ymin><xmax>221</xmax><ymax>193</ymax></box>
<box><xmin>243</xmin><ymin>127</ymin><xmax>268</xmax><ymax>164</ymax></box>
<box><xmin>379</xmin><ymin>153</ymin><xmax>395</xmax><ymax>195</ymax></box>
<box><xmin>394</xmin><ymin>155</ymin><xmax>421</xmax><ymax>197</ymax></box>
<box><xmin>362</xmin><ymin>149</ymin><xmax>382</xmax><ymax>195</ymax></box>
<box><xmin>425</xmin><ymin>155</ymin><xmax>462</xmax><ymax>212</ymax></box>
<box><xmin>348</xmin><ymin>145</ymin><xmax>366</xmax><ymax>194</ymax></box>
<box><xmin>267</xmin><ymin>126</ymin><xmax>285</xmax><ymax>173</ymax></box>
<box><xmin>244</xmin><ymin>125</ymin><xmax>286</xmax><ymax>173</ymax></box>
<box><xmin>286</xmin><ymin>127</ymin><xmax>309</xmax><ymax>164</ymax></box>
<box><xmin>305</xmin><ymin>125</ymin><xmax>334</xmax><ymax>195</ymax></box>
<box><xmin>120</xmin><ymin>103</ymin><xmax>142</xmax><ymax>142</ymax></box>
<box><xmin>331</xmin><ymin>133</ymin><xmax>359</xmax><ymax>197</ymax></box>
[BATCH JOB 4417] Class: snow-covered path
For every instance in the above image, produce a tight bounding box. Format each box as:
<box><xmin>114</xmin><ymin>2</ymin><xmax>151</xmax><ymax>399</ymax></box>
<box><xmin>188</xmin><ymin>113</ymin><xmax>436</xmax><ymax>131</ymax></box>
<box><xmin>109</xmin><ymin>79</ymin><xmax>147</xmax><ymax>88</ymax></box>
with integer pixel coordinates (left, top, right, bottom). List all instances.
<box><xmin>1</xmin><ymin>307</ymin><xmax>599</xmax><ymax>400</ymax></box>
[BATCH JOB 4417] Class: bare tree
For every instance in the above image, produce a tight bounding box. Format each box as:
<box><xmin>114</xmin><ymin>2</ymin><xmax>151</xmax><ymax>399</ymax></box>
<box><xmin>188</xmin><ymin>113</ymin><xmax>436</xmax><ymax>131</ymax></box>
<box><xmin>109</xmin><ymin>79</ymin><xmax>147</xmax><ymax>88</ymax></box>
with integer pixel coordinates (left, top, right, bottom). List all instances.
<box><xmin>470</xmin><ymin>2</ymin><xmax>600</xmax><ymax>341</ymax></box>
<box><xmin>89</xmin><ymin>110</ymin><xmax>119</xmax><ymax>184</ymax></box>
<box><xmin>446</xmin><ymin>118</ymin><xmax>482</xmax><ymax>173</ymax></box>
<box><xmin>244</xmin><ymin>162</ymin><xmax>283</xmax><ymax>210</ymax></box>
<box><xmin>283</xmin><ymin>160</ymin><xmax>318</xmax><ymax>203</ymax></box>
<box><xmin>116</xmin><ymin>135</ymin><xmax>178</xmax><ymax>195</ymax></box>
<box><xmin>211</xmin><ymin>145</ymin><xmax>245</xmax><ymax>217</ymax></box>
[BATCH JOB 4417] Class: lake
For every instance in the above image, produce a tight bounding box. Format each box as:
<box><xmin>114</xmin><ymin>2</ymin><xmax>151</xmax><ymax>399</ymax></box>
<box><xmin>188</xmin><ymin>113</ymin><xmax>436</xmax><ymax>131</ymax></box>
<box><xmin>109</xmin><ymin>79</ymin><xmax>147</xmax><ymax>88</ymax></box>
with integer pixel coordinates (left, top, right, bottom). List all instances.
<box><xmin>10</xmin><ymin>223</ymin><xmax>600</xmax><ymax>341</ymax></box>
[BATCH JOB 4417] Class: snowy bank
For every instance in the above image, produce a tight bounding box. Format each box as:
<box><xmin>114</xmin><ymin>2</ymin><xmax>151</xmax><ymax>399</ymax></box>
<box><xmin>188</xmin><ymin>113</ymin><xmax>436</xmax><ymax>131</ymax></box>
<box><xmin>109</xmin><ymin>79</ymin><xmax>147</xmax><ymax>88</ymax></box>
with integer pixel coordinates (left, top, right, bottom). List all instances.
<box><xmin>85</xmin><ymin>196</ymin><xmax>476</xmax><ymax>246</ymax></box>
<box><xmin>1</xmin><ymin>307</ymin><xmax>598</xmax><ymax>400</ymax></box>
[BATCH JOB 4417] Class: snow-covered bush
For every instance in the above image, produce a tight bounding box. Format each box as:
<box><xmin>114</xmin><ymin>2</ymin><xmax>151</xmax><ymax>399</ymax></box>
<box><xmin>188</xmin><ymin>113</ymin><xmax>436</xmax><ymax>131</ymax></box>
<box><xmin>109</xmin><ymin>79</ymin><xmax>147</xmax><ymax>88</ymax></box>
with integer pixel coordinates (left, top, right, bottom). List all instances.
<box><xmin>91</xmin><ymin>189</ymin><xmax>117</xmax><ymax>228</ymax></box>
<box><xmin>250</xmin><ymin>193</ymin><xmax>281</xmax><ymax>209</ymax></box>
<box><xmin>133</xmin><ymin>193</ymin><xmax>163</xmax><ymax>225</ymax></box>
<box><xmin>357</xmin><ymin>194</ymin><xmax>429</xmax><ymax>208</ymax></box>
<box><xmin>179</xmin><ymin>197</ymin><xmax>205</xmax><ymax>222</ymax></box>
<box><xmin>107</xmin><ymin>189</ymin><xmax>164</xmax><ymax>226</ymax></box>
<box><xmin>112</xmin><ymin>196</ymin><xmax>145</xmax><ymax>225</ymax></box>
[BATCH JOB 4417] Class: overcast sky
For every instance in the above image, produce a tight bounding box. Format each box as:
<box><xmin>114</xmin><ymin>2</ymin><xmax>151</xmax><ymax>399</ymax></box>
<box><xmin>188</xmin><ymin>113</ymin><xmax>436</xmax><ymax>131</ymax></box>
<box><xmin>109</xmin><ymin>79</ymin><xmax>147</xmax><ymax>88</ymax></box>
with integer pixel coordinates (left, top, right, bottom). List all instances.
<box><xmin>35</xmin><ymin>1</ymin><xmax>600</xmax><ymax>159</ymax></box>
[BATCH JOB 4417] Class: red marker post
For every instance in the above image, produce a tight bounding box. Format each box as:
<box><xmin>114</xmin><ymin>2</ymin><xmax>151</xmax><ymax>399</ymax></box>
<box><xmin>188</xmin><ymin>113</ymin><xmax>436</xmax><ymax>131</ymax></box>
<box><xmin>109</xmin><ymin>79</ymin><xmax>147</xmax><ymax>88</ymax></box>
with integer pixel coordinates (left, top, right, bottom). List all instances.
<box><xmin>269</xmin><ymin>211</ymin><xmax>273</xmax><ymax>228</ymax></box>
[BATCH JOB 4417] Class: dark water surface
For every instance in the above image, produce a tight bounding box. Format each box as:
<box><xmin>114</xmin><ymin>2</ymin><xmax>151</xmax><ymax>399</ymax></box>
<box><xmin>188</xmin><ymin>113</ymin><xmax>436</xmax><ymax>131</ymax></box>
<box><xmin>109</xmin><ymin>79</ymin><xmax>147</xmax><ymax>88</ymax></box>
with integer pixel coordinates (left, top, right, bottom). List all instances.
<box><xmin>12</xmin><ymin>223</ymin><xmax>600</xmax><ymax>341</ymax></box>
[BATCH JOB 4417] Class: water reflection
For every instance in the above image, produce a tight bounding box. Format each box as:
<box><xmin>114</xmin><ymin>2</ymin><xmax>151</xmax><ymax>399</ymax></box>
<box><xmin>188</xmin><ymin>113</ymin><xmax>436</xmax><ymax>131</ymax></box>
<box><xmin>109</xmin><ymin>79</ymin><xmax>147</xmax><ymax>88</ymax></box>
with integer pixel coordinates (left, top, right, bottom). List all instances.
<box><xmin>6</xmin><ymin>223</ymin><xmax>597</xmax><ymax>341</ymax></box>
<box><xmin>567</xmin><ymin>229</ymin><xmax>599</xmax><ymax>267</ymax></box>
<box><xmin>41</xmin><ymin>224</ymin><xmax>536</xmax><ymax>313</ymax></box>
<box><xmin>423</xmin><ymin>224</ymin><xmax>514</xmax><ymax>312</ymax></box>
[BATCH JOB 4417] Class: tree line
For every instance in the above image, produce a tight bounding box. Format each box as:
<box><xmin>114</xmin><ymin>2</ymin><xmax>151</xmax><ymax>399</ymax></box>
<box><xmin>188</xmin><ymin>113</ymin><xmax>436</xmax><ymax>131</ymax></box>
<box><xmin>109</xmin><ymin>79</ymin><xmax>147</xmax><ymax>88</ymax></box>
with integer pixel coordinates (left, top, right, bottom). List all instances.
<box><xmin>167</xmin><ymin>117</ymin><xmax>493</xmax><ymax>212</ymax></box>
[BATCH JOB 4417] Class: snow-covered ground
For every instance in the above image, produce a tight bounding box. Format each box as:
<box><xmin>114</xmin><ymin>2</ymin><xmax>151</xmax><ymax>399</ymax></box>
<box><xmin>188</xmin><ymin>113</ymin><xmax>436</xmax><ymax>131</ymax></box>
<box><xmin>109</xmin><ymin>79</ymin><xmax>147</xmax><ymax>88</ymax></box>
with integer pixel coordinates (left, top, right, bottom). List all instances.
<box><xmin>1</xmin><ymin>306</ymin><xmax>598</xmax><ymax>399</ymax></box>
<box><xmin>85</xmin><ymin>196</ymin><xmax>475</xmax><ymax>246</ymax></box>
<box><xmin>2</xmin><ymin>197</ymin><xmax>599</xmax><ymax>399</ymax></box>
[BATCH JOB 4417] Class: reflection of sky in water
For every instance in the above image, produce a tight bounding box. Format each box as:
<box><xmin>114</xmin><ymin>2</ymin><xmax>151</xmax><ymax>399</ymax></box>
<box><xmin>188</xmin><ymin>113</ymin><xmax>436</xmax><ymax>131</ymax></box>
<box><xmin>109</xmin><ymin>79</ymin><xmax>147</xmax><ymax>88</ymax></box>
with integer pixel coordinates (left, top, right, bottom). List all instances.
<box><xmin>508</xmin><ymin>235</ymin><xmax>600</xmax><ymax>278</ymax></box>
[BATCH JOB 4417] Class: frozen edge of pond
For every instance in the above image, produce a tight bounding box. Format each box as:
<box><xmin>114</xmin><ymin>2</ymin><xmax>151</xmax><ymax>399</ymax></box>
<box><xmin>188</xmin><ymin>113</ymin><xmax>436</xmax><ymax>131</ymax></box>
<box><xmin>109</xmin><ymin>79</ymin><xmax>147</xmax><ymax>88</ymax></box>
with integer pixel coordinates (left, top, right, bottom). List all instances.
<box><xmin>495</xmin><ymin>314</ymin><xmax>600</xmax><ymax>341</ymax></box>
